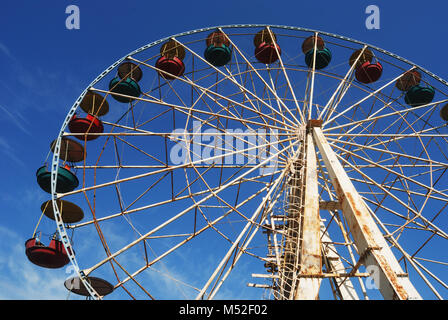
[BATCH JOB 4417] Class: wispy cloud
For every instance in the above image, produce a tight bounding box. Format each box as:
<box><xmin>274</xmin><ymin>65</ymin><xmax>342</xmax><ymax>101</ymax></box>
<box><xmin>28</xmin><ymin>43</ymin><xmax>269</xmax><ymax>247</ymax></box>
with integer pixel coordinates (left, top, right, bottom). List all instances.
<box><xmin>0</xmin><ymin>42</ymin><xmax>17</xmax><ymax>62</ymax></box>
<box><xmin>0</xmin><ymin>226</ymin><xmax>71</xmax><ymax>299</ymax></box>
<box><xmin>0</xmin><ymin>103</ymin><xmax>31</xmax><ymax>136</ymax></box>
<box><xmin>0</xmin><ymin>41</ymin><xmax>81</xmax><ymax>115</ymax></box>
<box><xmin>0</xmin><ymin>136</ymin><xmax>26</xmax><ymax>167</ymax></box>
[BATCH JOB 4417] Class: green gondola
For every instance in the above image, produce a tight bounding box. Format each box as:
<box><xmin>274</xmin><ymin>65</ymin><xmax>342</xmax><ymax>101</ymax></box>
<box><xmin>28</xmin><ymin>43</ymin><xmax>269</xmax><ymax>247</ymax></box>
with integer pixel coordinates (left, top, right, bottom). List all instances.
<box><xmin>204</xmin><ymin>44</ymin><xmax>232</xmax><ymax>67</ymax></box>
<box><xmin>108</xmin><ymin>77</ymin><xmax>141</xmax><ymax>103</ymax></box>
<box><xmin>404</xmin><ymin>85</ymin><xmax>435</xmax><ymax>107</ymax></box>
<box><xmin>305</xmin><ymin>48</ymin><xmax>332</xmax><ymax>70</ymax></box>
<box><xmin>36</xmin><ymin>166</ymin><xmax>79</xmax><ymax>193</ymax></box>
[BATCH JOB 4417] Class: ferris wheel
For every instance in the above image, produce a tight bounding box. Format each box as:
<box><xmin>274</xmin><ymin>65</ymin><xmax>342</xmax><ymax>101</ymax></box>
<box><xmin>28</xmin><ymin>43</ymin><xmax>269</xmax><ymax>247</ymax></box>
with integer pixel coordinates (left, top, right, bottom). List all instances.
<box><xmin>26</xmin><ymin>24</ymin><xmax>448</xmax><ymax>300</ymax></box>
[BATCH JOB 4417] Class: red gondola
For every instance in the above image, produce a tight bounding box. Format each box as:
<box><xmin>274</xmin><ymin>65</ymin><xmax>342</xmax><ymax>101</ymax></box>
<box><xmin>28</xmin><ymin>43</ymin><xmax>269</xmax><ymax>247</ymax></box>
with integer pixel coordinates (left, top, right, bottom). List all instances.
<box><xmin>25</xmin><ymin>237</ymin><xmax>70</xmax><ymax>269</ymax></box>
<box><xmin>68</xmin><ymin>113</ymin><xmax>104</xmax><ymax>141</ymax></box>
<box><xmin>255</xmin><ymin>42</ymin><xmax>281</xmax><ymax>64</ymax></box>
<box><xmin>254</xmin><ymin>28</ymin><xmax>281</xmax><ymax>64</ymax></box>
<box><xmin>155</xmin><ymin>40</ymin><xmax>186</xmax><ymax>80</ymax></box>
<box><xmin>355</xmin><ymin>61</ymin><xmax>383</xmax><ymax>84</ymax></box>
<box><xmin>155</xmin><ymin>56</ymin><xmax>185</xmax><ymax>80</ymax></box>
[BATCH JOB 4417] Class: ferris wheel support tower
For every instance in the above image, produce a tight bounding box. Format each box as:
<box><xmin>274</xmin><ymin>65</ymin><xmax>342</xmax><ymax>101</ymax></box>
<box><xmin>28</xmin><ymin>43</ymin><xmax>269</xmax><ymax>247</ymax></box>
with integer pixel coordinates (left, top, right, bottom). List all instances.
<box><xmin>283</xmin><ymin>121</ymin><xmax>422</xmax><ymax>300</ymax></box>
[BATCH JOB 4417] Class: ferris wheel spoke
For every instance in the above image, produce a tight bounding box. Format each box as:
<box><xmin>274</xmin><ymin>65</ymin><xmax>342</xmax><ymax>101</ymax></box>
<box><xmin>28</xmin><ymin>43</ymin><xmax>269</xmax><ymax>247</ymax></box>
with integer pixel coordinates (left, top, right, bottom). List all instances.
<box><xmin>362</xmin><ymin>196</ymin><xmax>435</xmax><ymax>236</ymax></box>
<box><xmin>324</xmin><ymin>68</ymin><xmax>417</xmax><ymax>127</ymax></box>
<box><xmin>265</xmin><ymin>27</ymin><xmax>305</xmax><ymax>121</ymax></box>
<box><xmin>96</xmin><ymin>177</ymin><xmax>283</xmax><ymax>294</ymax></box>
<box><xmin>365</xmin><ymin>206</ymin><xmax>445</xmax><ymax>299</ymax></box>
<box><xmin>406</xmin><ymin>226</ymin><xmax>443</xmax><ymax>261</ymax></box>
<box><xmin>172</xmin><ymin>128</ymin><xmax>289</xmax><ymax>168</ymax></box>
<box><xmin>228</xmin><ymin>50</ymin><xmax>265</xmax><ymax>118</ymax></box>
<box><xmin>400</xmin><ymin>101</ymin><xmax>438</xmax><ymax>133</ymax></box>
<box><xmin>81</xmin><ymin>139</ymin><xmax>299</xmax><ymax>277</ymax></box>
<box><xmin>351</xmin><ymin>174</ymin><xmax>448</xmax><ymax>204</ymax></box>
<box><xmin>68</xmin><ymin>168</ymin><xmax>280</xmax><ymax>230</ymax></box>
<box><xmin>110</xmin><ymin>257</ymin><xmax>155</xmax><ymax>299</ymax></box>
<box><xmin>363</xmin><ymin>172</ymin><xmax>435</xmax><ymax>240</ymax></box>
<box><xmin>113</xmin><ymin>135</ymin><xmax>168</xmax><ymax>166</ymax></box>
<box><xmin>165</xmin><ymin>77</ymin><xmax>292</xmax><ymax>133</ymax></box>
<box><xmin>174</xmin><ymin>75</ymin><xmax>242</xmax><ymax>134</ymax></box>
<box><xmin>333</xmin><ymin>151</ymin><xmax>448</xmax><ymax>240</ymax></box>
<box><xmin>413</xmin><ymin>256</ymin><xmax>448</xmax><ymax>267</ymax></box>
<box><xmin>324</xmin><ymin>141</ymin><xmax>445</xmax><ymax>220</ymax></box>
<box><xmin>345</xmin><ymin>99</ymin><xmax>442</xmax><ymax>141</ymax></box>
<box><xmin>325</xmin><ymin>126</ymin><xmax>448</xmax><ymax>166</ymax></box>
<box><xmin>302</xmin><ymin>32</ymin><xmax>320</xmax><ymax>121</ymax></box>
<box><xmin>218</xmin><ymin>27</ymin><xmax>304</xmax><ymax>124</ymax></box>
<box><xmin>325</xmin><ymin>97</ymin><xmax>448</xmax><ymax>135</ymax></box>
<box><xmin>207</xmin><ymin>182</ymin><xmax>286</xmax><ymax>300</ymax></box>
<box><xmin>228</xmin><ymin>68</ymin><xmax>295</xmax><ymax>136</ymax></box>
<box><xmin>134</xmin><ymin>107</ymin><xmax>172</xmax><ymax>130</ymax></box>
<box><xmin>313</xmin><ymin>127</ymin><xmax>423</xmax><ymax>299</ymax></box>
<box><xmin>411</xmin><ymin>259</ymin><xmax>448</xmax><ymax>292</ymax></box>
<box><xmin>335</xmin><ymin>156</ymin><xmax>443</xmax><ymax>231</ymax></box>
<box><xmin>349</xmin><ymin>116</ymin><xmax>416</xmax><ymax>156</ymax></box>
<box><xmin>262</xmin><ymin>68</ymin><xmax>301</xmax><ymax>156</ymax></box>
<box><xmin>72</xmin><ymin>167</ymin><xmax>285</xmax><ymax>234</ymax></box>
<box><xmin>100</xmin><ymin>109</ymin><xmax>290</xmax><ymax>165</ymax></box>
<box><xmin>180</xmin><ymin>164</ymin><xmax>261</xmax><ymax>227</ymax></box>
<box><xmin>115</xmin><ymin>180</ymin><xmax>276</xmax><ymax>291</ymax></box>
<box><xmin>113</xmin><ymin>221</ymin><xmax>201</xmax><ymax>299</ymax></box>
<box><xmin>353</xmin><ymin>165</ymin><xmax>445</xmax><ymax>233</ymax></box>
<box><xmin>165</xmin><ymin>82</ymin><xmax>276</xmax><ymax>165</ymax></box>
<box><xmin>324</xmin><ymin>113</ymin><xmax>446</xmax><ymax>170</ymax></box>
<box><xmin>319</xmin><ymin>45</ymin><xmax>369</xmax><ymax>121</ymax></box>
<box><xmin>141</xmin><ymin>88</ymin><xmax>290</xmax><ymax>132</ymax></box>
<box><xmin>330</xmin><ymin>142</ymin><xmax>448</xmax><ymax>202</ymax></box>
<box><xmin>171</xmin><ymin>38</ymin><xmax>298</xmax><ymax>129</ymax></box>
<box><xmin>196</xmin><ymin>153</ymin><xmax>294</xmax><ymax>300</ymax></box>
<box><xmin>180</xmin><ymin>75</ymin><xmax>289</xmax><ymax>158</ymax></box>
<box><xmin>127</xmin><ymin>56</ymin><xmax>298</xmax><ymax>131</ymax></box>
<box><xmin>186</xmin><ymin>161</ymin><xmax>265</xmax><ymax>225</ymax></box>
<box><xmin>327</xmin><ymin>137</ymin><xmax>448</xmax><ymax>168</ymax></box>
<box><xmin>57</xmin><ymin>134</ymin><xmax>295</xmax><ymax>199</ymax></box>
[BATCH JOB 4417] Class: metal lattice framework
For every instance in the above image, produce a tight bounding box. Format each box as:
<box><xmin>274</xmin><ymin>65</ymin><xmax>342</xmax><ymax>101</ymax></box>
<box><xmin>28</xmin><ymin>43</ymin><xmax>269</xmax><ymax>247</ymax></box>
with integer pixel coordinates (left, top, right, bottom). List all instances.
<box><xmin>48</xmin><ymin>24</ymin><xmax>448</xmax><ymax>300</ymax></box>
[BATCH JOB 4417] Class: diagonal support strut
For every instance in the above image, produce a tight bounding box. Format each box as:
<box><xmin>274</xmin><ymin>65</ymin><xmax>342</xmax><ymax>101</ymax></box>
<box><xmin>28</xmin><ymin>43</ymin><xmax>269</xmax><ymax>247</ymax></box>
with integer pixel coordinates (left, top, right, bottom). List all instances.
<box><xmin>312</xmin><ymin>127</ymin><xmax>421</xmax><ymax>300</ymax></box>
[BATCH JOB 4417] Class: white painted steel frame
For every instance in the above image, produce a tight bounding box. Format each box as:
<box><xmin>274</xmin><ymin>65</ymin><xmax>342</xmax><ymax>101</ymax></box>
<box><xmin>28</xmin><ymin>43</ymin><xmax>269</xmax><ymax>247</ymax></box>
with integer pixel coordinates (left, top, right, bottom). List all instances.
<box><xmin>313</xmin><ymin>127</ymin><xmax>421</xmax><ymax>300</ymax></box>
<box><xmin>293</xmin><ymin>132</ymin><xmax>321</xmax><ymax>299</ymax></box>
<box><xmin>48</xmin><ymin>24</ymin><xmax>448</xmax><ymax>299</ymax></box>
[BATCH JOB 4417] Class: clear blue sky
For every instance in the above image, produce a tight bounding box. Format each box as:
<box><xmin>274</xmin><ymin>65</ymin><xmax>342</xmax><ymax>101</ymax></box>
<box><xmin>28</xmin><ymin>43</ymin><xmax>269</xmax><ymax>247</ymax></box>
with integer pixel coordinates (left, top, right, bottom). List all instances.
<box><xmin>0</xmin><ymin>0</ymin><xmax>447</xmax><ymax>299</ymax></box>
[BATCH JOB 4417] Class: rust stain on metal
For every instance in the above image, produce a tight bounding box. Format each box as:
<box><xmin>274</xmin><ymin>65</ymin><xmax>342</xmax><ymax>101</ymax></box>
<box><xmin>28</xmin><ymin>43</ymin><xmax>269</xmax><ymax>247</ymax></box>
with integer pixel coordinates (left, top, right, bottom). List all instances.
<box><xmin>313</xmin><ymin>126</ymin><xmax>417</xmax><ymax>300</ymax></box>
<box><xmin>361</xmin><ymin>225</ymin><xmax>376</xmax><ymax>245</ymax></box>
<box><xmin>375</xmin><ymin>251</ymin><xmax>409</xmax><ymax>300</ymax></box>
<box><xmin>307</xmin><ymin>119</ymin><xmax>323</xmax><ymax>129</ymax></box>
<box><xmin>345</xmin><ymin>192</ymin><xmax>361</xmax><ymax>217</ymax></box>
<box><xmin>333</xmin><ymin>179</ymin><xmax>345</xmax><ymax>205</ymax></box>
<box><xmin>343</xmin><ymin>193</ymin><xmax>409</xmax><ymax>300</ymax></box>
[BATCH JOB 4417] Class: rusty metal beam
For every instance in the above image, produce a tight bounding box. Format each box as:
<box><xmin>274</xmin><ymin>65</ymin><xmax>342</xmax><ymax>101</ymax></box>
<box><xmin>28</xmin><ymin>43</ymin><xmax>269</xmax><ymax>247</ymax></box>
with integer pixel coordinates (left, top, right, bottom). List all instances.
<box><xmin>294</xmin><ymin>132</ymin><xmax>321</xmax><ymax>299</ymax></box>
<box><xmin>313</xmin><ymin>127</ymin><xmax>421</xmax><ymax>300</ymax></box>
<box><xmin>320</xmin><ymin>222</ymin><xmax>360</xmax><ymax>300</ymax></box>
